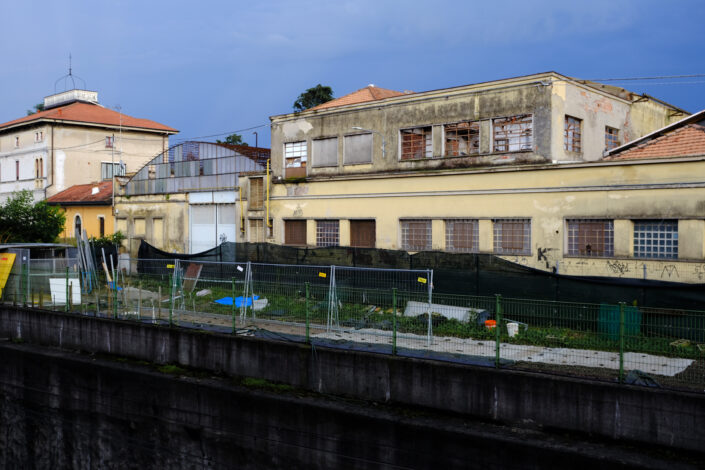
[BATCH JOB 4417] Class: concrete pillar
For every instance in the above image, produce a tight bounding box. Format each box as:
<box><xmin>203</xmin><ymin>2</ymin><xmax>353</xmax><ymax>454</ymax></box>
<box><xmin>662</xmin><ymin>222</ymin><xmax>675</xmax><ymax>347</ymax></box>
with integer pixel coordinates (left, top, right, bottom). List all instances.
<box><xmin>613</xmin><ymin>219</ymin><xmax>633</xmax><ymax>258</ymax></box>
<box><xmin>432</xmin><ymin>219</ymin><xmax>445</xmax><ymax>251</ymax></box>
<box><xmin>339</xmin><ymin>220</ymin><xmax>351</xmax><ymax>247</ymax></box>
<box><xmin>478</xmin><ymin>219</ymin><xmax>493</xmax><ymax>252</ymax></box>
<box><xmin>306</xmin><ymin>219</ymin><xmax>316</xmax><ymax>247</ymax></box>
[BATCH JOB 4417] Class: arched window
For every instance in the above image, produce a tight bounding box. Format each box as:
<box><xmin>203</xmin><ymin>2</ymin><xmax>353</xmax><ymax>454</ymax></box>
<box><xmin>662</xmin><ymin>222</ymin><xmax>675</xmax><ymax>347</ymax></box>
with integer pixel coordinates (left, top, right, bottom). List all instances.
<box><xmin>74</xmin><ymin>215</ymin><xmax>83</xmax><ymax>238</ymax></box>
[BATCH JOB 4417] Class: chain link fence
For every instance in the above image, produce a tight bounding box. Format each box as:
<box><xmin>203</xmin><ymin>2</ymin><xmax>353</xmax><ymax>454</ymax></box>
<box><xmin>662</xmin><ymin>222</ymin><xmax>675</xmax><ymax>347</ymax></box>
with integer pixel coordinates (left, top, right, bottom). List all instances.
<box><xmin>2</xmin><ymin>257</ymin><xmax>703</xmax><ymax>392</ymax></box>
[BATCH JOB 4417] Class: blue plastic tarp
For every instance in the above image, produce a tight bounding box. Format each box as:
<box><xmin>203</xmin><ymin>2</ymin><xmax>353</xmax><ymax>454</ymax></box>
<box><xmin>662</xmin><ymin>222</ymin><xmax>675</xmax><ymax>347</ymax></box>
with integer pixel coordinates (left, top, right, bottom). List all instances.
<box><xmin>214</xmin><ymin>295</ymin><xmax>259</xmax><ymax>307</ymax></box>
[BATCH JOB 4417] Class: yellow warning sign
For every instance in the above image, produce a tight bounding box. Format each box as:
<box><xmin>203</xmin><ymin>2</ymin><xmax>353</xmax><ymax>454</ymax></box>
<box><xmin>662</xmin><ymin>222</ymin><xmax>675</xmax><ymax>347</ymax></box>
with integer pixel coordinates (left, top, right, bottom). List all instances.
<box><xmin>0</xmin><ymin>253</ymin><xmax>17</xmax><ymax>299</ymax></box>
<box><xmin>318</xmin><ymin>272</ymin><xmax>327</xmax><ymax>278</ymax></box>
<box><xmin>417</xmin><ymin>277</ymin><xmax>427</xmax><ymax>284</ymax></box>
<box><xmin>166</xmin><ymin>264</ymin><xmax>175</xmax><ymax>268</ymax></box>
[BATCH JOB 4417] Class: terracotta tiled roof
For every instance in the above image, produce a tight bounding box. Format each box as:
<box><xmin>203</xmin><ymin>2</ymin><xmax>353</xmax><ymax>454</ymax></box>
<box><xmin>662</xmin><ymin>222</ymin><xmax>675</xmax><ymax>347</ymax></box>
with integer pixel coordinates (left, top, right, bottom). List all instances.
<box><xmin>605</xmin><ymin>124</ymin><xmax>705</xmax><ymax>161</ymax></box>
<box><xmin>46</xmin><ymin>181</ymin><xmax>113</xmax><ymax>205</ymax></box>
<box><xmin>0</xmin><ymin>101</ymin><xmax>177</xmax><ymax>133</ymax></box>
<box><xmin>310</xmin><ymin>86</ymin><xmax>408</xmax><ymax>111</ymax></box>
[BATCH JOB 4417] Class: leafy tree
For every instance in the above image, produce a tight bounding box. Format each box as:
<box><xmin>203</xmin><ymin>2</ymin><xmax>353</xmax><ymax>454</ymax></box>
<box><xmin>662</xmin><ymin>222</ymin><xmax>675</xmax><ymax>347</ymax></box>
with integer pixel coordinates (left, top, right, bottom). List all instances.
<box><xmin>293</xmin><ymin>84</ymin><xmax>334</xmax><ymax>112</ymax></box>
<box><xmin>26</xmin><ymin>103</ymin><xmax>45</xmax><ymax>116</ymax></box>
<box><xmin>216</xmin><ymin>133</ymin><xmax>248</xmax><ymax>146</ymax></box>
<box><xmin>0</xmin><ymin>190</ymin><xmax>65</xmax><ymax>243</ymax></box>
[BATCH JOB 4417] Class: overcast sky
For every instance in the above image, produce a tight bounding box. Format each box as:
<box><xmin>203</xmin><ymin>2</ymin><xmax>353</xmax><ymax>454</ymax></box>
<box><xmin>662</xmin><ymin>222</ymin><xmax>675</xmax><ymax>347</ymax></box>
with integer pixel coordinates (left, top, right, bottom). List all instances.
<box><xmin>2</xmin><ymin>0</ymin><xmax>704</xmax><ymax>147</ymax></box>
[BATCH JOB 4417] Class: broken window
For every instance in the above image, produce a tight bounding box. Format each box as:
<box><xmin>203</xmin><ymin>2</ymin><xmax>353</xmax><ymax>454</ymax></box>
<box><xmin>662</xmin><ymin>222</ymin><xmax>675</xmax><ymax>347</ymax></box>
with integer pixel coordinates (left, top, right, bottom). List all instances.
<box><xmin>564</xmin><ymin>116</ymin><xmax>582</xmax><ymax>153</ymax></box>
<box><xmin>445</xmin><ymin>219</ymin><xmax>479</xmax><ymax>253</ymax></box>
<box><xmin>605</xmin><ymin>126</ymin><xmax>620</xmax><ymax>151</ymax></box>
<box><xmin>493</xmin><ymin>115</ymin><xmax>532</xmax><ymax>152</ymax></box>
<box><xmin>316</xmin><ymin>220</ymin><xmax>340</xmax><ymax>247</ymax></box>
<box><xmin>493</xmin><ymin>219</ymin><xmax>531</xmax><ymax>255</ymax></box>
<box><xmin>444</xmin><ymin>121</ymin><xmax>479</xmax><ymax>156</ymax></box>
<box><xmin>284</xmin><ymin>141</ymin><xmax>307</xmax><ymax>168</ymax></box>
<box><xmin>312</xmin><ymin>137</ymin><xmax>338</xmax><ymax>167</ymax></box>
<box><xmin>567</xmin><ymin>219</ymin><xmax>614</xmax><ymax>257</ymax></box>
<box><xmin>633</xmin><ymin>220</ymin><xmax>678</xmax><ymax>259</ymax></box>
<box><xmin>401</xmin><ymin>219</ymin><xmax>432</xmax><ymax>251</ymax></box>
<box><xmin>284</xmin><ymin>220</ymin><xmax>307</xmax><ymax>246</ymax></box>
<box><xmin>400</xmin><ymin>126</ymin><xmax>432</xmax><ymax>160</ymax></box>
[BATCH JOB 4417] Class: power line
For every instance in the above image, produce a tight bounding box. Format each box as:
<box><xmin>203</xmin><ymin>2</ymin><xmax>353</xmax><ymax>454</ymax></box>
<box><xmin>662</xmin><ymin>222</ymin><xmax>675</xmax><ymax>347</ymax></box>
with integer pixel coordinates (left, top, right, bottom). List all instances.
<box><xmin>582</xmin><ymin>73</ymin><xmax>705</xmax><ymax>82</ymax></box>
<box><xmin>173</xmin><ymin>123</ymin><xmax>270</xmax><ymax>142</ymax></box>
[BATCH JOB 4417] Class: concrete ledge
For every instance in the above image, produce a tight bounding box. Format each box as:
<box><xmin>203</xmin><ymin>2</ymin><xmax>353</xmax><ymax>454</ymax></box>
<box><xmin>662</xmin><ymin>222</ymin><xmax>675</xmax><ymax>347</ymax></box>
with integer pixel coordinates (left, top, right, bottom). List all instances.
<box><xmin>1</xmin><ymin>306</ymin><xmax>704</xmax><ymax>453</ymax></box>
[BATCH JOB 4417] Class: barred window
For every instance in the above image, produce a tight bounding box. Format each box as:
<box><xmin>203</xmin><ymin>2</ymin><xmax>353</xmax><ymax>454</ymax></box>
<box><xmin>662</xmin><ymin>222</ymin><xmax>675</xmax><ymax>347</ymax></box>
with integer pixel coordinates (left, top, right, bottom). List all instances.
<box><xmin>401</xmin><ymin>219</ymin><xmax>431</xmax><ymax>251</ymax></box>
<box><xmin>316</xmin><ymin>220</ymin><xmax>339</xmax><ymax>247</ymax></box>
<box><xmin>400</xmin><ymin>126</ymin><xmax>432</xmax><ymax>160</ymax></box>
<box><xmin>634</xmin><ymin>220</ymin><xmax>678</xmax><ymax>259</ymax></box>
<box><xmin>493</xmin><ymin>115</ymin><xmax>532</xmax><ymax>152</ymax></box>
<box><xmin>564</xmin><ymin>116</ymin><xmax>582</xmax><ymax>152</ymax></box>
<box><xmin>567</xmin><ymin>219</ymin><xmax>614</xmax><ymax>257</ymax></box>
<box><xmin>605</xmin><ymin>126</ymin><xmax>621</xmax><ymax>151</ymax></box>
<box><xmin>444</xmin><ymin>121</ymin><xmax>479</xmax><ymax>156</ymax></box>
<box><xmin>284</xmin><ymin>141</ymin><xmax>307</xmax><ymax>168</ymax></box>
<box><xmin>493</xmin><ymin>219</ymin><xmax>531</xmax><ymax>255</ymax></box>
<box><xmin>445</xmin><ymin>219</ymin><xmax>479</xmax><ymax>253</ymax></box>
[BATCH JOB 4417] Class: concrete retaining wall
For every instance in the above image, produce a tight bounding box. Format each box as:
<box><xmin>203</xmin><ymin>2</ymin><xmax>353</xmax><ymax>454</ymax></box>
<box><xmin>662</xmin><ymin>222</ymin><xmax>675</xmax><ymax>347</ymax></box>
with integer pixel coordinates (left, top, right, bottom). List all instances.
<box><xmin>1</xmin><ymin>306</ymin><xmax>704</xmax><ymax>453</ymax></box>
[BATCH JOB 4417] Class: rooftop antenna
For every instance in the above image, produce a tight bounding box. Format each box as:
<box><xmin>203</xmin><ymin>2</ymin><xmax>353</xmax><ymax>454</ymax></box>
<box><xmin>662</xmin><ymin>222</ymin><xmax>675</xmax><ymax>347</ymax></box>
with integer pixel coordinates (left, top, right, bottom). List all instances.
<box><xmin>54</xmin><ymin>53</ymin><xmax>87</xmax><ymax>92</ymax></box>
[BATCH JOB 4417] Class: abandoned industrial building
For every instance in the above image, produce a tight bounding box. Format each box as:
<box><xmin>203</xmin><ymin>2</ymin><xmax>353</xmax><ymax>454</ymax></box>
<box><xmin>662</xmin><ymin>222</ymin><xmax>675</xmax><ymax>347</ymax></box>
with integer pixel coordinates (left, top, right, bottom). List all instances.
<box><xmin>259</xmin><ymin>72</ymin><xmax>705</xmax><ymax>282</ymax></box>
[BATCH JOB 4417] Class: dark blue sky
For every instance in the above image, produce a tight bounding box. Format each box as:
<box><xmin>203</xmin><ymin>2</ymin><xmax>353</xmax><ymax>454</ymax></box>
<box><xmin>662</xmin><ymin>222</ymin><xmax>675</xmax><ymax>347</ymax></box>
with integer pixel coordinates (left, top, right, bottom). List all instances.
<box><xmin>2</xmin><ymin>0</ymin><xmax>704</xmax><ymax>148</ymax></box>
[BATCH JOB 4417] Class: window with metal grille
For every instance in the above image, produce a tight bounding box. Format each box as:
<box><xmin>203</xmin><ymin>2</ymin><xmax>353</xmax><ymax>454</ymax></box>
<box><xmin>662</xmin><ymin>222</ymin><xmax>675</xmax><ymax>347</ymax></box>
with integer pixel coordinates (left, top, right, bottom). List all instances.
<box><xmin>445</xmin><ymin>219</ymin><xmax>479</xmax><ymax>253</ymax></box>
<box><xmin>493</xmin><ymin>115</ymin><xmax>532</xmax><ymax>152</ymax></box>
<box><xmin>249</xmin><ymin>178</ymin><xmax>264</xmax><ymax>210</ymax></box>
<box><xmin>605</xmin><ymin>126</ymin><xmax>620</xmax><ymax>151</ymax></box>
<box><xmin>316</xmin><ymin>220</ymin><xmax>339</xmax><ymax>247</ymax></box>
<box><xmin>634</xmin><ymin>220</ymin><xmax>678</xmax><ymax>259</ymax></box>
<box><xmin>344</xmin><ymin>133</ymin><xmax>373</xmax><ymax>164</ymax></box>
<box><xmin>101</xmin><ymin>162</ymin><xmax>126</xmax><ymax>180</ymax></box>
<box><xmin>284</xmin><ymin>141</ymin><xmax>307</xmax><ymax>168</ymax></box>
<box><xmin>444</xmin><ymin>121</ymin><xmax>479</xmax><ymax>156</ymax></box>
<box><xmin>401</xmin><ymin>219</ymin><xmax>432</xmax><ymax>251</ymax></box>
<box><xmin>400</xmin><ymin>127</ymin><xmax>432</xmax><ymax>160</ymax></box>
<box><xmin>493</xmin><ymin>219</ymin><xmax>531</xmax><ymax>255</ymax></box>
<box><xmin>284</xmin><ymin>220</ymin><xmax>306</xmax><ymax>246</ymax></box>
<box><xmin>567</xmin><ymin>219</ymin><xmax>614</xmax><ymax>257</ymax></box>
<box><xmin>312</xmin><ymin>137</ymin><xmax>338</xmax><ymax>167</ymax></box>
<box><xmin>564</xmin><ymin>116</ymin><xmax>582</xmax><ymax>152</ymax></box>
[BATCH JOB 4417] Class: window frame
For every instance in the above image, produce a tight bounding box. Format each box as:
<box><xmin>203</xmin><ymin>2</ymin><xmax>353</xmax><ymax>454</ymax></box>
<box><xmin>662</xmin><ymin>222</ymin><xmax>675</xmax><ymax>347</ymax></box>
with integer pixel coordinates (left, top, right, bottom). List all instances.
<box><xmin>284</xmin><ymin>219</ymin><xmax>307</xmax><ymax>246</ymax></box>
<box><xmin>284</xmin><ymin>141</ymin><xmax>307</xmax><ymax>169</ymax></box>
<box><xmin>492</xmin><ymin>114</ymin><xmax>533</xmax><ymax>153</ymax></box>
<box><xmin>605</xmin><ymin>126</ymin><xmax>621</xmax><ymax>151</ymax></box>
<box><xmin>493</xmin><ymin>218</ymin><xmax>531</xmax><ymax>255</ymax></box>
<box><xmin>443</xmin><ymin>121</ymin><xmax>480</xmax><ymax>157</ymax></box>
<box><xmin>564</xmin><ymin>115</ymin><xmax>582</xmax><ymax>153</ymax></box>
<box><xmin>399</xmin><ymin>126</ymin><xmax>433</xmax><ymax>160</ymax></box>
<box><xmin>311</xmin><ymin>136</ymin><xmax>339</xmax><ymax>168</ymax></box>
<box><xmin>445</xmin><ymin>219</ymin><xmax>479</xmax><ymax>253</ymax></box>
<box><xmin>566</xmin><ymin>219</ymin><xmax>614</xmax><ymax>257</ymax></box>
<box><xmin>249</xmin><ymin>177</ymin><xmax>264</xmax><ymax>210</ymax></box>
<box><xmin>400</xmin><ymin>219</ymin><xmax>432</xmax><ymax>251</ymax></box>
<box><xmin>315</xmin><ymin>219</ymin><xmax>340</xmax><ymax>247</ymax></box>
<box><xmin>105</xmin><ymin>136</ymin><xmax>114</xmax><ymax>149</ymax></box>
<box><xmin>343</xmin><ymin>133</ymin><xmax>373</xmax><ymax>165</ymax></box>
<box><xmin>633</xmin><ymin>220</ymin><xmax>678</xmax><ymax>260</ymax></box>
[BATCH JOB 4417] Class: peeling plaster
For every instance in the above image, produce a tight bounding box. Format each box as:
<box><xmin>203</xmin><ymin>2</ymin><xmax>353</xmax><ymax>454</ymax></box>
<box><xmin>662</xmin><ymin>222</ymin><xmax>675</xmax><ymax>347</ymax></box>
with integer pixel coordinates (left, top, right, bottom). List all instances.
<box><xmin>282</xmin><ymin>120</ymin><xmax>313</xmax><ymax>139</ymax></box>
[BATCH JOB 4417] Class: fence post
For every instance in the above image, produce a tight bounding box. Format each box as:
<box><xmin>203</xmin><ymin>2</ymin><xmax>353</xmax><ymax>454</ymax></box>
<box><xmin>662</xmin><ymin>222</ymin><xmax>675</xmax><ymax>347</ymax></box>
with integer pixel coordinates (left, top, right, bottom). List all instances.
<box><xmin>65</xmin><ymin>267</ymin><xmax>69</xmax><ymax>313</ymax></box>
<box><xmin>231</xmin><ymin>277</ymin><xmax>236</xmax><ymax>333</ymax></box>
<box><xmin>24</xmin><ymin>261</ymin><xmax>30</xmax><ymax>307</ymax></box>
<box><xmin>392</xmin><ymin>288</ymin><xmax>398</xmax><ymax>355</ymax></box>
<box><xmin>619</xmin><ymin>302</ymin><xmax>625</xmax><ymax>383</ymax></box>
<box><xmin>495</xmin><ymin>294</ymin><xmax>502</xmax><ymax>369</ymax></box>
<box><xmin>168</xmin><ymin>273</ymin><xmax>174</xmax><ymax>327</ymax></box>
<box><xmin>305</xmin><ymin>282</ymin><xmax>310</xmax><ymax>343</ymax></box>
<box><xmin>113</xmin><ymin>276</ymin><xmax>118</xmax><ymax>319</ymax></box>
<box><xmin>426</xmin><ymin>269</ymin><xmax>433</xmax><ymax>347</ymax></box>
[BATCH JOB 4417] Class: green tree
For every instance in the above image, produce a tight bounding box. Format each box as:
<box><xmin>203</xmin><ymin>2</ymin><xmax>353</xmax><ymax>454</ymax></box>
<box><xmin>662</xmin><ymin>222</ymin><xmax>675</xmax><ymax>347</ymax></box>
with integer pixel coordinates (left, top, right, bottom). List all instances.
<box><xmin>26</xmin><ymin>103</ymin><xmax>45</xmax><ymax>116</ymax></box>
<box><xmin>0</xmin><ymin>190</ymin><xmax>65</xmax><ymax>243</ymax></box>
<box><xmin>293</xmin><ymin>84</ymin><xmax>334</xmax><ymax>112</ymax></box>
<box><xmin>216</xmin><ymin>133</ymin><xmax>248</xmax><ymax>146</ymax></box>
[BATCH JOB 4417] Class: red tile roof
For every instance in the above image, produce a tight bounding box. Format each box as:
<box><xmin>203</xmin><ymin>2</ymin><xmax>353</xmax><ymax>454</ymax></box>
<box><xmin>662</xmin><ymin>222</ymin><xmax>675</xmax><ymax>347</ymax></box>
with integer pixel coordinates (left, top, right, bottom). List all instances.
<box><xmin>310</xmin><ymin>86</ymin><xmax>409</xmax><ymax>111</ymax></box>
<box><xmin>0</xmin><ymin>101</ymin><xmax>177</xmax><ymax>133</ymax></box>
<box><xmin>46</xmin><ymin>181</ymin><xmax>113</xmax><ymax>205</ymax></box>
<box><xmin>605</xmin><ymin>124</ymin><xmax>705</xmax><ymax>161</ymax></box>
